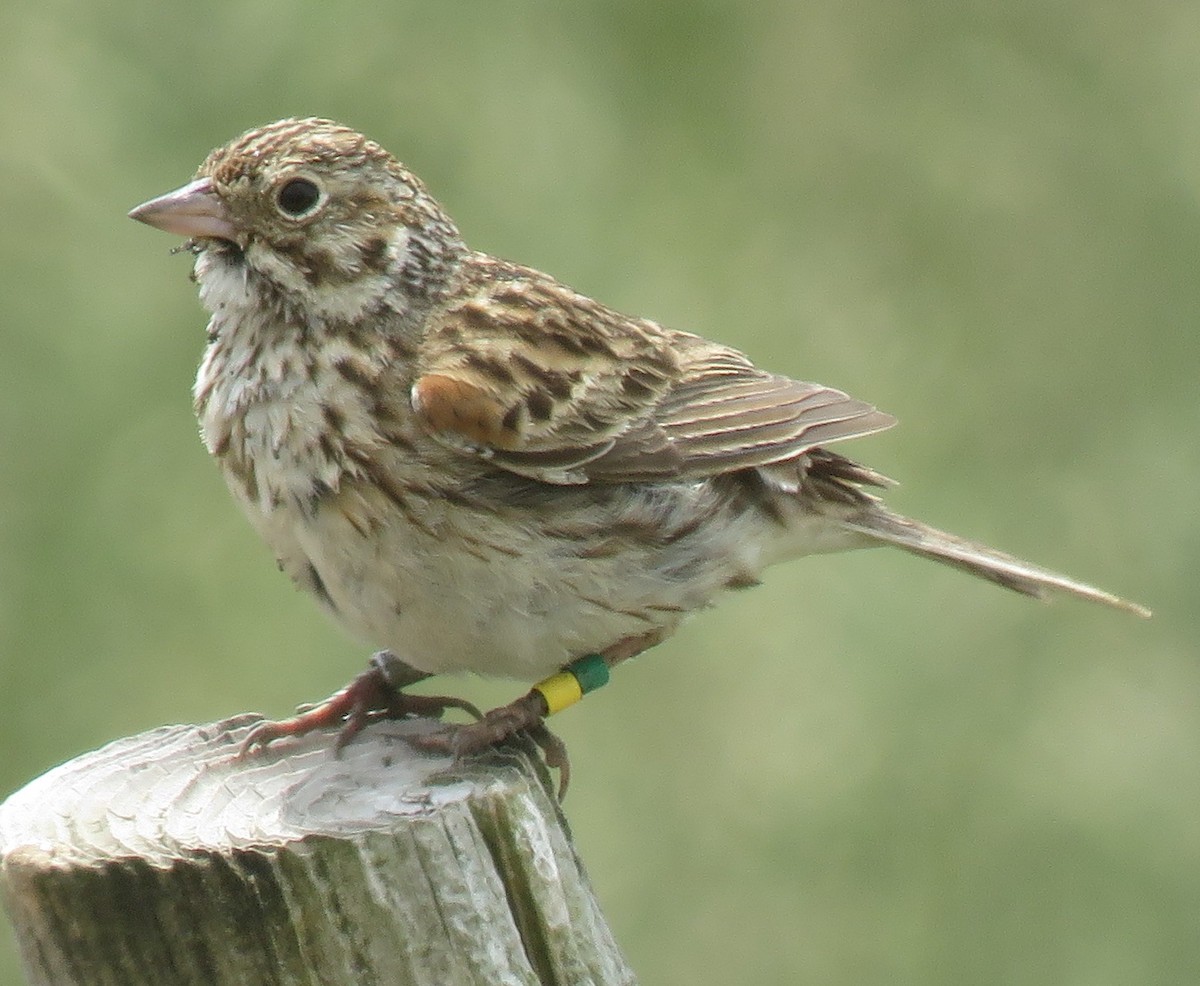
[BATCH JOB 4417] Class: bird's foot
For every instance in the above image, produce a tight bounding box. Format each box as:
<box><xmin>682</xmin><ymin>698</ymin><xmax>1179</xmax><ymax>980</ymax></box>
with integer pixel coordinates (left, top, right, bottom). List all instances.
<box><xmin>238</xmin><ymin>650</ymin><xmax>481</xmax><ymax>756</ymax></box>
<box><xmin>408</xmin><ymin>690</ymin><xmax>573</xmax><ymax>799</ymax></box>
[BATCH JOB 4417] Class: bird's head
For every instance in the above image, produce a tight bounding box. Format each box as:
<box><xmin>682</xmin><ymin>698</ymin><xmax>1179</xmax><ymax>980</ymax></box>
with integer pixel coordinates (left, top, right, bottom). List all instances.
<box><xmin>130</xmin><ymin>118</ymin><xmax>465</xmax><ymax>324</ymax></box>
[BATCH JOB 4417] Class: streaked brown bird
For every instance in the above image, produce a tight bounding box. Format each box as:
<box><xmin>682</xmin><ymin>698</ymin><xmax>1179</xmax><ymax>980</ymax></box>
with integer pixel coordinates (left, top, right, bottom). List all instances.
<box><xmin>130</xmin><ymin>118</ymin><xmax>1149</xmax><ymax>793</ymax></box>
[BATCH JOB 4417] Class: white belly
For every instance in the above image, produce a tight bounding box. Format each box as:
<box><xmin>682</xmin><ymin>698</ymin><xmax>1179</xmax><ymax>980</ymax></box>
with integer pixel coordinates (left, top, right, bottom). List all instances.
<box><xmin>234</xmin><ymin>467</ymin><xmax>777</xmax><ymax>681</ymax></box>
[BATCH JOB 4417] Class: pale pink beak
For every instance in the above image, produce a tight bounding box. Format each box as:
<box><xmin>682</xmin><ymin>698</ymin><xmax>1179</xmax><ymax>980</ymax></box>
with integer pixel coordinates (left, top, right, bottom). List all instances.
<box><xmin>128</xmin><ymin>177</ymin><xmax>244</xmax><ymax>245</ymax></box>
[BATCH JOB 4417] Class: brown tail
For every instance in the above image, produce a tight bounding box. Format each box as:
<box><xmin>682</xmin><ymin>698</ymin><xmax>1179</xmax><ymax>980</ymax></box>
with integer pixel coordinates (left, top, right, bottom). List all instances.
<box><xmin>842</xmin><ymin>509</ymin><xmax>1151</xmax><ymax>618</ymax></box>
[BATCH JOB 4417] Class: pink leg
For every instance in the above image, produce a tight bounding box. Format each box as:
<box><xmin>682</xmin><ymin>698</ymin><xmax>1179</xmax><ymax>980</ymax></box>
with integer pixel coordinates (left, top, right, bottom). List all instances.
<box><xmin>239</xmin><ymin>651</ymin><xmax>481</xmax><ymax>756</ymax></box>
<box><xmin>409</xmin><ymin>629</ymin><xmax>663</xmax><ymax>798</ymax></box>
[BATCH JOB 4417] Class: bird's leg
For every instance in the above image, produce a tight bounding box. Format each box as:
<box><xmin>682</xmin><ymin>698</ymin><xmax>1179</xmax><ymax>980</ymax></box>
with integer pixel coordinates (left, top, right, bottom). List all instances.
<box><xmin>238</xmin><ymin>650</ymin><xmax>482</xmax><ymax>756</ymax></box>
<box><xmin>409</xmin><ymin>630</ymin><xmax>663</xmax><ymax>798</ymax></box>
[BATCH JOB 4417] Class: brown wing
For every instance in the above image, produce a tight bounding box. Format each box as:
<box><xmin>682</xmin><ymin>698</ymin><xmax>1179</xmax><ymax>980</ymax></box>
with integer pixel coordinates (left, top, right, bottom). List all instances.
<box><xmin>412</xmin><ymin>256</ymin><xmax>896</xmax><ymax>485</ymax></box>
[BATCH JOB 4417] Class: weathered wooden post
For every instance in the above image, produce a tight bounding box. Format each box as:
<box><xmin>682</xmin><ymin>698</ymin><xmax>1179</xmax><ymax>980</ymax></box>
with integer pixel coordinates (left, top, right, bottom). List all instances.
<box><xmin>0</xmin><ymin>716</ymin><xmax>635</xmax><ymax>985</ymax></box>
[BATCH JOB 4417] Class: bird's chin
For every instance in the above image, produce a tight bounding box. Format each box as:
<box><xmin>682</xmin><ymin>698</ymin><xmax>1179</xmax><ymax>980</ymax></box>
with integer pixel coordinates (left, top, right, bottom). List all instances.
<box><xmin>184</xmin><ymin>236</ymin><xmax>246</xmax><ymax>263</ymax></box>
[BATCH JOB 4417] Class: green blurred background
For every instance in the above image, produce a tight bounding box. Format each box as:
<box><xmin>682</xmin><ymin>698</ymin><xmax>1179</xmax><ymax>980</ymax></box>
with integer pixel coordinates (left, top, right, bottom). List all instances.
<box><xmin>1</xmin><ymin>2</ymin><xmax>1196</xmax><ymax>983</ymax></box>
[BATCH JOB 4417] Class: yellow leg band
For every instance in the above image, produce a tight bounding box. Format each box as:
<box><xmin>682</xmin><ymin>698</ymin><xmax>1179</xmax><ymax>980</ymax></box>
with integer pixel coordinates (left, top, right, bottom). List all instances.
<box><xmin>533</xmin><ymin>671</ymin><xmax>584</xmax><ymax>716</ymax></box>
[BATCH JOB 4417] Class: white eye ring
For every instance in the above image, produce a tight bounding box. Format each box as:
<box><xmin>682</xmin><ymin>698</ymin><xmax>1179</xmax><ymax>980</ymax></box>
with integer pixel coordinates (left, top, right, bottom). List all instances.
<box><xmin>274</xmin><ymin>176</ymin><xmax>324</xmax><ymax>219</ymax></box>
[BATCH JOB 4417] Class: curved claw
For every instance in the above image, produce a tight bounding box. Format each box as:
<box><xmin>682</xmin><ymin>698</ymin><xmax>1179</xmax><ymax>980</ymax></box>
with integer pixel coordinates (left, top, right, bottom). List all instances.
<box><xmin>236</xmin><ymin>659</ymin><xmax>481</xmax><ymax>757</ymax></box>
<box><xmin>408</xmin><ymin>691</ymin><xmax>572</xmax><ymax>800</ymax></box>
<box><xmin>526</xmin><ymin>722</ymin><xmax>571</xmax><ymax>800</ymax></box>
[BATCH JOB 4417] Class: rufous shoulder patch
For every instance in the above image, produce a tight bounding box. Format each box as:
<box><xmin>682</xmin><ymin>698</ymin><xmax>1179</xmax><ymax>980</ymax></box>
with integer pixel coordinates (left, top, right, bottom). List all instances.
<box><xmin>411</xmin><ymin>373</ymin><xmax>522</xmax><ymax>449</ymax></box>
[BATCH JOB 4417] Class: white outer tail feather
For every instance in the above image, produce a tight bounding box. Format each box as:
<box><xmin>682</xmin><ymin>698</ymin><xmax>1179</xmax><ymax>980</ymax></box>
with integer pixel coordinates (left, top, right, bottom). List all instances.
<box><xmin>842</xmin><ymin>510</ymin><xmax>1151</xmax><ymax>618</ymax></box>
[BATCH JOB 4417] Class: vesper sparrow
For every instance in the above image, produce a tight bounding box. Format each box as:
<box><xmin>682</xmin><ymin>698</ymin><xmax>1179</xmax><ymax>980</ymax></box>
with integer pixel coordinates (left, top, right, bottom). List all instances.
<box><xmin>129</xmin><ymin>119</ymin><xmax>1148</xmax><ymax>792</ymax></box>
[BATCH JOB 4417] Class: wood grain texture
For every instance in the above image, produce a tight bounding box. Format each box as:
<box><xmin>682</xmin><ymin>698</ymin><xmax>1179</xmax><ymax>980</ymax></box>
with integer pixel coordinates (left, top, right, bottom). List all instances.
<box><xmin>0</xmin><ymin>717</ymin><xmax>634</xmax><ymax>986</ymax></box>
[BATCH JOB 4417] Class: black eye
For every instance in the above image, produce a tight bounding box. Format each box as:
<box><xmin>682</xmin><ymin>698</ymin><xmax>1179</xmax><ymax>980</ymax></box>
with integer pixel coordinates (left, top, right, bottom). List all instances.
<box><xmin>276</xmin><ymin>177</ymin><xmax>322</xmax><ymax>217</ymax></box>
